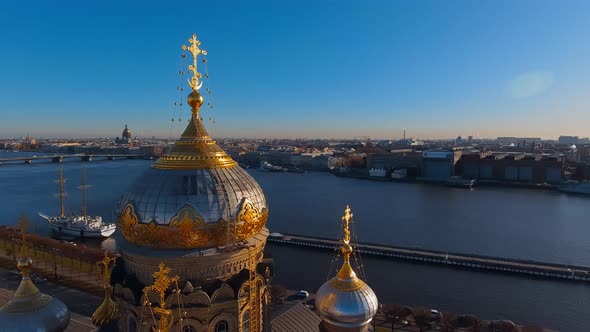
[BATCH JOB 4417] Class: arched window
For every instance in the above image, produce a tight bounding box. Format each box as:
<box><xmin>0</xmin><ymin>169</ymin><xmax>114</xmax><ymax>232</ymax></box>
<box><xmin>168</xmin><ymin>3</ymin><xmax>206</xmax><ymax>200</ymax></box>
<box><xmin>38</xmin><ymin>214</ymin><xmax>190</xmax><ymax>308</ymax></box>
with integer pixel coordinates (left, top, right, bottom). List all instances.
<box><xmin>242</xmin><ymin>310</ymin><xmax>251</xmax><ymax>332</ymax></box>
<box><xmin>216</xmin><ymin>321</ymin><xmax>228</xmax><ymax>332</ymax></box>
<box><xmin>182</xmin><ymin>325</ymin><xmax>197</xmax><ymax>332</ymax></box>
<box><xmin>127</xmin><ymin>316</ymin><xmax>138</xmax><ymax>332</ymax></box>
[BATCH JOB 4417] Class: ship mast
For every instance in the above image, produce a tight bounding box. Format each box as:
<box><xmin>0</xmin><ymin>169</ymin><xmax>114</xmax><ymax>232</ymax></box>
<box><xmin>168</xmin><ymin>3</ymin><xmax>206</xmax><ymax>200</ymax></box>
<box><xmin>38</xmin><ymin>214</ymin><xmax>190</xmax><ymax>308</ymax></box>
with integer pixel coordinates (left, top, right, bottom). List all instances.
<box><xmin>83</xmin><ymin>168</ymin><xmax>87</xmax><ymax>221</ymax></box>
<box><xmin>78</xmin><ymin>167</ymin><xmax>92</xmax><ymax>222</ymax></box>
<box><xmin>57</xmin><ymin>167</ymin><xmax>66</xmax><ymax>218</ymax></box>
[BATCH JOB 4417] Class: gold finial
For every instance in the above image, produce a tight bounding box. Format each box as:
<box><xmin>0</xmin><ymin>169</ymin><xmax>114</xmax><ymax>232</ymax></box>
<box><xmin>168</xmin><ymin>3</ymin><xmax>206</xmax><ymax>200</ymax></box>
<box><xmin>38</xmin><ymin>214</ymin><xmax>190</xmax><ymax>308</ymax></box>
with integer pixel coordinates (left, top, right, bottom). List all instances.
<box><xmin>143</xmin><ymin>262</ymin><xmax>179</xmax><ymax>332</ymax></box>
<box><xmin>335</xmin><ymin>205</ymin><xmax>359</xmax><ymax>285</ymax></box>
<box><xmin>182</xmin><ymin>34</ymin><xmax>207</xmax><ymax>92</ymax></box>
<box><xmin>342</xmin><ymin>205</ymin><xmax>352</xmax><ymax>245</ymax></box>
<box><xmin>97</xmin><ymin>251</ymin><xmax>117</xmax><ymax>284</ymax></box>
<box><xmin>92</xmin><ymin>252</ymin><xmax>119</xmax><ymax>326</ymax></box>
<box><xmin>14</xmin><ymin>257</ymin><xmax>40</xmax><ymax>299</ymax></box>
<box><xmin>17</xmin><ymin>214</ymin><xmax>32</xmax><ymax>257</ymax></box>
<box><xmin>339</xmin><ymin>205</ymin><xmax>354</xmax><ymax>260</ymax></box>
<box><xmin>17</xmin><ymin>257</ymin><xmax>33</xmax><ymax>278</ymax></box>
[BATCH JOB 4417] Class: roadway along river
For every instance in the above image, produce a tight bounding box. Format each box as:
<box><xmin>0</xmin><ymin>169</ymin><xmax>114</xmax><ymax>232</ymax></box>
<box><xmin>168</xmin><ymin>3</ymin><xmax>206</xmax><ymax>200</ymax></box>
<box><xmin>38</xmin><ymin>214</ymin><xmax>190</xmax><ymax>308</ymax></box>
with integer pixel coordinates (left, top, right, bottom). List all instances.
<box><xmin>1</xmin><ymin>151</ymin><xmax>589</xmax><ymax>331</ymax></box>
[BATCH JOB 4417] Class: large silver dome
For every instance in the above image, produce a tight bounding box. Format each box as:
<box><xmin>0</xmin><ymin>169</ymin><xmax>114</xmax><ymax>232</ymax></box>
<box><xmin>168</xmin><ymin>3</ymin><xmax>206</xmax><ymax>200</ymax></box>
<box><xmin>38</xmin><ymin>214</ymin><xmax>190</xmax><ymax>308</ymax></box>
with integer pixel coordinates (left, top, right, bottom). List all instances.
<box><xmin>117</xmin><ymin>87</ymin><xmax>268</xmax><ymax>249</ymax></box>
<box><xmin>121</xmin><ymin>166</ymin><xmax>266</xmax><ymax>225</ymax></box>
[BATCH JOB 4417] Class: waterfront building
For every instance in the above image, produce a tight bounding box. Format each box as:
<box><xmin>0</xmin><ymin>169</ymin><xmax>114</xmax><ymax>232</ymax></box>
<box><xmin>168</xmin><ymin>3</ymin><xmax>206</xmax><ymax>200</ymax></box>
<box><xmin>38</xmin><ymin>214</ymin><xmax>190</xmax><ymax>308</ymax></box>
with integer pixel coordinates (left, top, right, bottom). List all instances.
<box><xmin>421</xmin><ymin>150</ymin><xmax>463</xmax><ymax>180</ymax></box>
<box><xmin>496</xmin><ymin>137</ymin><xmax>542</xmax><ymax>146</ymax></box>
<box><xmin>559</xmin><ymin>135</ymin><xmax>579</xmax><ymax>145</ymax></box>
<box><xmin>138</xmin><ymin>145</ymin><xmax>166</xmax><ymax>158</ymax></box>
<box><xmin>365</xmin><ymin>150</ymin><xmax>420</xmax><ymax>171</ymax></box>
<box><xmin>461</xmin><ymin>152</ymin><xmax>564</xmax><ymax>184</ymax></box>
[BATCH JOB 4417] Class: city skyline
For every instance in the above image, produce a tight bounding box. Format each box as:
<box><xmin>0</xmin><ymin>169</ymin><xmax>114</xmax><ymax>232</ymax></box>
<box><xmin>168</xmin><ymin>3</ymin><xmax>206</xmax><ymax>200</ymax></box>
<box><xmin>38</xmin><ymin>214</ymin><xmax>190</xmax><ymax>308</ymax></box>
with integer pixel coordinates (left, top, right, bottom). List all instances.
<box><xmin>1</xmin><ymin>1</ymin><xmax>589</xmax><ymax>139</ymax></box>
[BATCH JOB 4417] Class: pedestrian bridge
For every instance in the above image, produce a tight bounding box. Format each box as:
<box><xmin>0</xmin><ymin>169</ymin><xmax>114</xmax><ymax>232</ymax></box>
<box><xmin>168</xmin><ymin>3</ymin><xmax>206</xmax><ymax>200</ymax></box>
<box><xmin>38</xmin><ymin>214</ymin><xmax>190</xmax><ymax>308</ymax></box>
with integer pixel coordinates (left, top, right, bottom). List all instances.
<box><xmin>267</xmin><ymin>233</ymin><xmax>590</xmax><ymax>282</ymax></box>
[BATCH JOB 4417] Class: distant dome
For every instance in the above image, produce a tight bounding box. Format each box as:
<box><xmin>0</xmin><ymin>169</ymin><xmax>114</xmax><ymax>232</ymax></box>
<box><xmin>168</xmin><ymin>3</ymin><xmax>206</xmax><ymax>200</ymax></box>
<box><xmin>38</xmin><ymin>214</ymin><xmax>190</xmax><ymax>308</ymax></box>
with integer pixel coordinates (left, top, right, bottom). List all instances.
<box><xmin>122</xmin><ymin>124</ymin><xmax>131</xmax><ymax>139</ymax></box>
<box><xmin>0</xmin><ymin>258</ymin><xmax>70</xmax><ymax>332</ymax></box>
<box><xmin>315</xmin><ymin>207</ymin><xmax>378</xmax><ymax>330</ymax></box>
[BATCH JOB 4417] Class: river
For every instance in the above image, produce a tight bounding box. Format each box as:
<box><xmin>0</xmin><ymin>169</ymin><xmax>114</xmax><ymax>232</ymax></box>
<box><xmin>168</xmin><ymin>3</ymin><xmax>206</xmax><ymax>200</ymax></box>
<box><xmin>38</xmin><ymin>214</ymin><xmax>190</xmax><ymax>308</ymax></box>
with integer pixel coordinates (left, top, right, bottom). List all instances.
<box><xmin>1</xmin><ymin>150</ymin><xmax>588</xmax><ymax>331</ymax></box>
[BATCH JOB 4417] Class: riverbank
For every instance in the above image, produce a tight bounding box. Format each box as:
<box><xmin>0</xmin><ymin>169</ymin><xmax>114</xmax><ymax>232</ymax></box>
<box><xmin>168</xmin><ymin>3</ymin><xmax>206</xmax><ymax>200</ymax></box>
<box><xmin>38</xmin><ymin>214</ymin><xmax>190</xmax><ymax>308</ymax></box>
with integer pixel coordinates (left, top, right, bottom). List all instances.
<box><xmin>333</xmin><ymin>170</ymin><xmax>571</xmax><ymax>192</ymax></box>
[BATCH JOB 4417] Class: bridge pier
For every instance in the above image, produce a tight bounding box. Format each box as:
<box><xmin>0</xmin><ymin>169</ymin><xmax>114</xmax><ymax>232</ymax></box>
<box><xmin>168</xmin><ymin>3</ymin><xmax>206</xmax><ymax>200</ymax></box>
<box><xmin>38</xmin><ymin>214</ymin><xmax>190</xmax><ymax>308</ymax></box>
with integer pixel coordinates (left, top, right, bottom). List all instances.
<box><xmin>52</xmin><ymin>156</ymin><xmax>63</xmax><ymax>163</ymax></box>
<box><xmin>81</xmin><ymin>155</ymin><xmax>92</xmax><ymax>162</ymax></box>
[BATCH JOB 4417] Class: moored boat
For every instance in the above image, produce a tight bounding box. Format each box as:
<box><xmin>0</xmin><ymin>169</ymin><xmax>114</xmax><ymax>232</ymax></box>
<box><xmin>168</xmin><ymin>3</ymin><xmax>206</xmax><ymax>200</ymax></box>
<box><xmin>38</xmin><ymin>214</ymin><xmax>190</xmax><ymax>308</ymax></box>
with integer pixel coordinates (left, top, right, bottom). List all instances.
<box><xmin>558</xmin><ymin>180</ymin><xmax>590</xmax><ymax>195</ymax></box>
<box><xmin>446</xmin><ymin>176</ymin><xmax>476</xmax><ymax>189</ymax></box>
<box><xmin>38</xmin><ymin>167</ymin><xmax>116</xmax><ymax>238</ymax></box>
<box><xmin>259</xmin><ymin>161</ymin><xmax>285</xmax><ymax>172</ymax></box>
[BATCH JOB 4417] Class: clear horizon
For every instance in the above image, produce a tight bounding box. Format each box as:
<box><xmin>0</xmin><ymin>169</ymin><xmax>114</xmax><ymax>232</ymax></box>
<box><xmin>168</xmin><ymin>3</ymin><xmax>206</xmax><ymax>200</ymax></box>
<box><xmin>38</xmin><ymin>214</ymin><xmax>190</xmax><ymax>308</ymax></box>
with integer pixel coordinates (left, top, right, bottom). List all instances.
<box><xmin>1</xmin><ymin>1</ymin><xmax>589</xmax><ymax>139</ymax></box>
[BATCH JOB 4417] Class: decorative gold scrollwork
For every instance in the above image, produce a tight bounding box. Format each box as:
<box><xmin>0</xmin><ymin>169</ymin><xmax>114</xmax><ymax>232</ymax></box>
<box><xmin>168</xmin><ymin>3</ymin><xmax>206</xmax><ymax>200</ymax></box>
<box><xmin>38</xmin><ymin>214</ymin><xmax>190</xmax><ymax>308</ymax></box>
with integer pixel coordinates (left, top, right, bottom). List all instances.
<box><xmin>118</xmin><ymin>199</ymin><xmax>268</xmax><ymax>249</ymax></box>
<box><xmin>119</xmin><ymin>203</ymin><xmax>228</xmax><ymax>249</ymax></box>
<box><xmin>236</xmin><ymin>199</ymin><xmax>269</xmax><ymax>241</ymax></box>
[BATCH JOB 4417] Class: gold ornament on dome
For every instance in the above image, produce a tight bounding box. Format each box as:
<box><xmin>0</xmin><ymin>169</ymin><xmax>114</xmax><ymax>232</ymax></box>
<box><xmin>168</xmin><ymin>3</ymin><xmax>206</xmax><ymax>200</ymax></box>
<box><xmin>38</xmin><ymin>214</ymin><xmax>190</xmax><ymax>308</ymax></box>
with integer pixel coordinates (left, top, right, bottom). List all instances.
<box><xmin>182</xmin><ymin>34</ymin><xmax>207</xmax><ymax>91</ymax></box>
<box><xmin>236</xmin><ymin>198</ymin><xmax>269</xmax><ymax>241</ymax></box>
<box><xmin>143</xmin><ymin>263</ymin><xmax>180</xmax><ymax>332</ymax></box>
<box><xmin>152</xmin><ymin>33</ymin><xmax>237</xmax><ymax>171</ymax></box>
<box><xmin>92</xmin><ymin>252</ymin><xmax>119</xmax><ymax>326</ymax></box>
<box><xmin>118</xmin><ymin>203</ymin><xmax>228</xmax><ymax>249</ymax></box>
<box><xmin>329</xmin><ymin>205</ymin><xmax>365</xmax><ymax>292</ymax></box>
<box><xmin>118</xmin><ymin>200</ymin><xmax>268</xmax><ymax>249</ymax></box>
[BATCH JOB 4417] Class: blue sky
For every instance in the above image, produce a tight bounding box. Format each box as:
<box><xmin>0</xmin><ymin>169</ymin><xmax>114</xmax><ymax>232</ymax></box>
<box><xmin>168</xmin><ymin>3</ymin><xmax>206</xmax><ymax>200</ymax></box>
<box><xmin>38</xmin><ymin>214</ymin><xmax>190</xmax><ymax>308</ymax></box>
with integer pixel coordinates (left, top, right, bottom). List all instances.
<box><xmin>0</xmin><ymin>0</ymin><xmax>589</xmax><ymax>139</ymax></box>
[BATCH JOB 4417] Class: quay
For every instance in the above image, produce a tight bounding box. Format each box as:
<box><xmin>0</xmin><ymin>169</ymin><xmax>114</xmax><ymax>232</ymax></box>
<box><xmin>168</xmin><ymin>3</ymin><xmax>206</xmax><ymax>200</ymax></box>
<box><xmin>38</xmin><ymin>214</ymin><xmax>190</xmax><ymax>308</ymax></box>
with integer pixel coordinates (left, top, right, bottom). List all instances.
<box><xmin>268</xmin><ymin>233</ymin><xmax>590</xmax><ymax>282</ymax></box>
<box><xmin>0</xmin><ymin>153</ymin><xmax>146</xmax><ymax>165</ymax></box>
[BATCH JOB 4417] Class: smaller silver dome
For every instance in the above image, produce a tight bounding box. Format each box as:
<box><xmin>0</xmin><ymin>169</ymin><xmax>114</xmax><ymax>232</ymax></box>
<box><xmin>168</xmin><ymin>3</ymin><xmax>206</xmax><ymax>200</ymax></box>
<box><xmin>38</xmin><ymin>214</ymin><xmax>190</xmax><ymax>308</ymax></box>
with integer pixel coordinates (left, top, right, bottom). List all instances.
<box><xmin>0</xmin><ymin>297</ymin><xmax>70</xmax><ymax>332</ymax></box>
<box><xmin>315</xmin><ymin>206</ymin><xmax>378</xmax><ymax>330</ymax></box>
<box><xmin>315</xmin><ymin>270</ymin><xmax>378</xmax><ymax>329</ymax></box>
<box><xmin>0</xmin><ymin>258</ymin><xmax>70</xmax><ymax>332</ymax></box>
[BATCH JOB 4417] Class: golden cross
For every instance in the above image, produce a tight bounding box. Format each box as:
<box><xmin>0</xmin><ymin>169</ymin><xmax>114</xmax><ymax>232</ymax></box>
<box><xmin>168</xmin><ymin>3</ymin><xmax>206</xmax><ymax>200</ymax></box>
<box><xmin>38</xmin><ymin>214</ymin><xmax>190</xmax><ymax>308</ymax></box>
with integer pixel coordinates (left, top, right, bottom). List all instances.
<box><xmin>17</xmin><ymin>215</ymin><xmax>32</xmax><ymax>257</ymax></box>
<box><xmin>342</xmin><ymin>205</ymin><xmax>353</xmax><ymax>244</ymax></box>
<box><xmin>97</xmin><ymin>252</ymin><xmax>117</xmax><ymax>284</ymax></box>
<box><xmin>18</xmin><ymin>214</ymin><xmax>29</xmax><ymax>241</ymax></box>
<box><xmin>144</xmin><ymin>262</ymin><xmax>179</xmax><ymax>309</ymax></box>
<box><xmin>181</xmin><ymin>34</ymin><xmax>207</xmax><ymax>91</ymax></box>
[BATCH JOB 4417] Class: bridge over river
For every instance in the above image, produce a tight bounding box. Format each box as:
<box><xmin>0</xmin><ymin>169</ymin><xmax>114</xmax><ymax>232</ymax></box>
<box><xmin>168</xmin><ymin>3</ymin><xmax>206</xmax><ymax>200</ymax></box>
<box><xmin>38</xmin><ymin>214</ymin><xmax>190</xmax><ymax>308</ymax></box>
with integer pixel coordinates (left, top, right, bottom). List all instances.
<box><xmin>268</xmin><ymin>233</ymin><xmax>590</xmax><ymax>282</ymax></box>
<box><xmin>0</xmin><ymin>154</ymin><xmax>145</xmax><ymax>164</ymax></box>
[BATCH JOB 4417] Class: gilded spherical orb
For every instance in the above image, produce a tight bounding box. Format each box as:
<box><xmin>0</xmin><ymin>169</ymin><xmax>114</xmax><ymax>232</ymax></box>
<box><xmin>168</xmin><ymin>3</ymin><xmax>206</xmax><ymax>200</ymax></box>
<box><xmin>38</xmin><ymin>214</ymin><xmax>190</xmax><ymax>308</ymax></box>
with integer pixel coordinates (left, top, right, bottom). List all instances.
<box><xmin>17</xmin><ymin>257</ymin><xmax>32</xmax><ymax>270</ymax></box>
<box><xmin>341</xmin><ymin>243</ymin><xmax>353</xmax><ymax>255</ymax></box>
<box><xmin>187</xmin><ymin>91</ymin><xmax>204</xmax><ymax>109</ymax></box>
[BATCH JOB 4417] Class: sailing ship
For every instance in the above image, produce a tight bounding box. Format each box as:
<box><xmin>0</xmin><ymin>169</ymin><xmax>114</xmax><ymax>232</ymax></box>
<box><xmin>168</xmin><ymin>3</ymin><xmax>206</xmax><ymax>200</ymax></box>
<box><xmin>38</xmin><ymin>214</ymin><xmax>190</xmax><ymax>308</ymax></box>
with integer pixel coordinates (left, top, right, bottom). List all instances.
<box><xmin>38</xmin><ymin>167</ymin><xmax>116</xmax><ymax>238</ymax></box>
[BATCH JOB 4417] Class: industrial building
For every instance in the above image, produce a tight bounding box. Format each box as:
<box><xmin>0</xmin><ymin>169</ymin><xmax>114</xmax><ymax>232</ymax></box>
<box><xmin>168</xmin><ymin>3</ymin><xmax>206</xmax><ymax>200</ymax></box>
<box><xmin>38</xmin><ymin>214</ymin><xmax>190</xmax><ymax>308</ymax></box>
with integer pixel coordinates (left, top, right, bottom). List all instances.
<box><xmin>421</xmin><ymin>150</ymin><xmax>464</xmax><ymax>180</ymax></box>
<box><xmin>461</xmin><ymin>152</ymin><xmax>564</xmax><ymax>184</ymax></box>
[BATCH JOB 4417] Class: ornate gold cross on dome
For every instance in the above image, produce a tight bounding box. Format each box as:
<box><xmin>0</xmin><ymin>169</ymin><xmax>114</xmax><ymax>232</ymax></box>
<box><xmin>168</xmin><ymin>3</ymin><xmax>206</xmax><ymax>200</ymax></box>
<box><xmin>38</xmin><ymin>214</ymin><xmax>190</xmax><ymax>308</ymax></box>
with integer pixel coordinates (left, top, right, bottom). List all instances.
<box><xmin>182</xmin><ymin>34</ymin><xmax>207</xmax><ymax>91</ymax></box>
<box><xmin>97</xmin><ymin>251</ymin><xmax>116</xmax><ymax>284</ymax></box>
<box><xmin>145</xmin><ymin>262</ymin><xmax>179</xmax><ymax>309</ymax></box>
<box><xmin>143</xmin><ymin>262</ymin><xmax>179</xmax><ymax>332</ymax></box>
<box><xmin>342</xmin><ymin>205</ymin><xmax>353</xmax><ymax>244</ymax></box>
